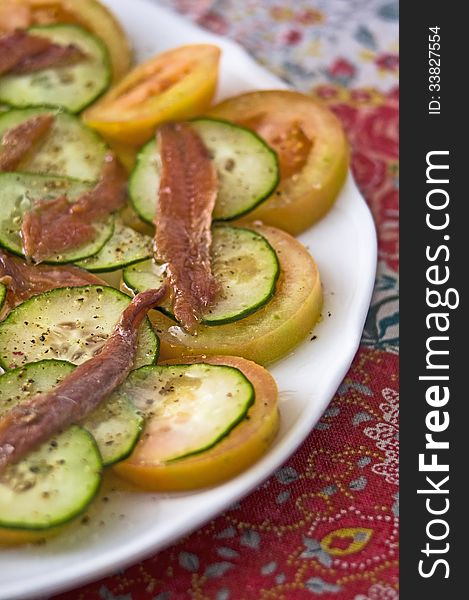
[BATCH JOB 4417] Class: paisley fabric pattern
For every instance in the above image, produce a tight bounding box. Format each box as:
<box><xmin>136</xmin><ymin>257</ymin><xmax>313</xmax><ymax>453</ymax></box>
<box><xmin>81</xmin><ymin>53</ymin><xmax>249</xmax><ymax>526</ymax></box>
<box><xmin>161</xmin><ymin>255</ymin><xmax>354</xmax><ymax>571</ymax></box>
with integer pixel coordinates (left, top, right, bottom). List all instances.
<box><xmin>159</xmin><ymin>0</ymin><xmax>399</xmax><ymax>92</ymax></box>
<box><xmin>52</xmin><ymin>1</ymin><xmax>399</xmax><ymax>598</ymax></box>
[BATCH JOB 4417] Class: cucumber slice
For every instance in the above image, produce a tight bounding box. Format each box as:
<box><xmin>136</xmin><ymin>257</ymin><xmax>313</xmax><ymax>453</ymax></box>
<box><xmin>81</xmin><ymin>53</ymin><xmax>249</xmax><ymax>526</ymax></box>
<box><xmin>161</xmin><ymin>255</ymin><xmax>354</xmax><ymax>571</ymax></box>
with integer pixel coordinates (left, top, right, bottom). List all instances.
<box><xmin>83</xmin><ymin>388</ymin><xmax>144</xmax><ymax>466</ymax></box>
<box><xmin>123</xmin><ymin>259</ymin><xmax>165</xmax><ymax>298</ymax></box>
<box><xmin>0</xmin><ymin>360</ymin><xmax>143</xmax><ymax>466</ymax></box>
<box><xmin>0</xmin><ymin>361</ymin><xmax>75</xmax><ymax>419</ymax></box>
<box><xmin>0</xmin><ymin>108</ymin><xmax>107</xmax><ymax>182</ymax></box>
<box><xmin>192</xmin><ymin>118</ymin><xmax>280</xmax><ymax>219</ymax></box>
<box><xmin>75</xmin><ymin>218</ymin><xmax>153</xmax><ymax>273</ymax></box>
<box><xmin>129</xmin><ymin>118</ymin><xmax>279</xmax><ymax>224</ymax></box>
<box><xmin>0</xmin><ymin>25</ymin><xmax>111</xmax><ymax>113</ymax></box>
<box><xmin>123</xmin><ymin>226</ymin><xmax>280</xmax><ymax>325</ymax></box>
<box><xmin>128</xmin><ymin>139</ymin><xmax>159</xmax><ymax>225</ymax></box>
<box><xmin>0</xmin><ymin>172</ymin><xmax>114</xmax><ymax>263</ymax></box>
<box><xmin>0</xmin><ymin>283</ymin><xmax>6</xmax><ymax>313</ymax></box>
<box><xmin>0</xmin><ymin>285</ymin><xmax>159</xmax><ymax>370</ymax></box>
<box><xmin>122</xmin><ymin>363</ymin><xmax>254</xmax><ymax>462</ymax></box>
<box><xmin>0</xmin><ymin>426</ymin><xmax>101</xmax><ymax>530</ymax></box>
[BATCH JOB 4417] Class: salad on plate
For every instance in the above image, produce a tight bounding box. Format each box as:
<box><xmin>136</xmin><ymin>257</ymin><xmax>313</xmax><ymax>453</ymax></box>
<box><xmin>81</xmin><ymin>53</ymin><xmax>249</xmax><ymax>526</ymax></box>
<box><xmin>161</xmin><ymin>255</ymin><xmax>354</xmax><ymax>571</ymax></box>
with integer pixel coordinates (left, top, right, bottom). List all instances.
<box><xmin>0</xmin><ymin>0</ymin><xmax>348</xmax><ymax>546</ymax></box>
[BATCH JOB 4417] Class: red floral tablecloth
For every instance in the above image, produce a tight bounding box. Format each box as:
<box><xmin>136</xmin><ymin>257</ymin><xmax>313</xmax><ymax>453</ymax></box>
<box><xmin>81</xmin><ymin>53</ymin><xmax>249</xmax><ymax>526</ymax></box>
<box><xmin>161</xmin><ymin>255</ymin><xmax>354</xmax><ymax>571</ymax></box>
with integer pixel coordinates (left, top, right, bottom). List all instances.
<box><xmin>53</xmin><ymin>2</ymin><xmax>399</xmax><ymax>598</ymax></box>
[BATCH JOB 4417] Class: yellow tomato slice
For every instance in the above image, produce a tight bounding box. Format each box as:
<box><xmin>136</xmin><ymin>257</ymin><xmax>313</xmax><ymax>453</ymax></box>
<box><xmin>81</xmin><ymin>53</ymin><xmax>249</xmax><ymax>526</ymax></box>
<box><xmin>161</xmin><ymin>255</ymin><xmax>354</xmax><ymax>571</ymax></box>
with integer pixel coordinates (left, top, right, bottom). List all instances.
<box><xmin>0</xmin><ymin>0</ymin><xmax>132</xmax><ymax>82</ymax></box>
<box><xmin>0</xmin><ymin>524</ymin><xmax>63</xmax><ymax>546</ymax></box>
<box><xmin>149</xmin><ymin>224</ymin><xmax>323</xmax><ymax>366</ymax></box>
<box><xmin>83</xmin><ymin>45</ymin><xmax>221</xmax><ymax>145</ymax></box>
<box><xmin>208</xmin><ymin>90</ymin><xmax>349</xmax><ymax>235</ymax></box>
<box><xmin>114</xmin><ymin>355</ymin><xmax>279</xmax><ymax>491</ymax></box>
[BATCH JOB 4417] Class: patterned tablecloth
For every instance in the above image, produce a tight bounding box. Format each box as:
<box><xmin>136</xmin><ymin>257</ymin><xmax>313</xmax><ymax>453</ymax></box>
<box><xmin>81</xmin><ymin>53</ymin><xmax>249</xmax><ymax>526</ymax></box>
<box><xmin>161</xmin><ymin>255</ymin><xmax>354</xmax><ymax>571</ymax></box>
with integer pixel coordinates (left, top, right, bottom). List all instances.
<box><xmin>54</xmin><ymin>1</ymin><xmax>399</xmax><ymax>598</ymax></box>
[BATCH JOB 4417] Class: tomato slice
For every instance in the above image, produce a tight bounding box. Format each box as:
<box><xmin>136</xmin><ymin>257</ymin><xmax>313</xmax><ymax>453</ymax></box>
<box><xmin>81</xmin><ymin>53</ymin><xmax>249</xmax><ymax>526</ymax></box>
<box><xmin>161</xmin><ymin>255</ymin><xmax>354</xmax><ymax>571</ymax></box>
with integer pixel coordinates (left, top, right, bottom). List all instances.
<box><xmin>208</xmin><ymin>90</ymin><xmax>349</xmax><ymax>234</ymax></box>
<box><xmin>83</xmin><ymin>45</ymin><xmax>221</xmax><ymax>145</ymax></box>
<box><xmin>148</xmin><ymin>223</ymin><xmax>323</xmax><ymax>366</ymax></box>
<box><xmin>0</xmin><ymin>0</ymin><xmax>132</xmax><ymax>82</ymax></box>
<box><xmin>0</xmin><ymin>525</ymin><xmax>62</xmax><ymax>546</ymax></box>
<box><xmin>113</xmin><ymin>355</ymin><xmax>279</xmax><ymax>491</ymax></box>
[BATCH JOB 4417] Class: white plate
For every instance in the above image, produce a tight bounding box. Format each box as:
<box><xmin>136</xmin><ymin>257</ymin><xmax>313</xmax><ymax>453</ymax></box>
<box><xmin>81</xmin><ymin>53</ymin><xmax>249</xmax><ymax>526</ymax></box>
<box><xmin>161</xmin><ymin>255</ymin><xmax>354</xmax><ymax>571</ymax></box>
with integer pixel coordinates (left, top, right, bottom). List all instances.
<box><xmin>0</xmin><ymin>1</ymin><xmax>377</xmax><ymax>598</ymax></box>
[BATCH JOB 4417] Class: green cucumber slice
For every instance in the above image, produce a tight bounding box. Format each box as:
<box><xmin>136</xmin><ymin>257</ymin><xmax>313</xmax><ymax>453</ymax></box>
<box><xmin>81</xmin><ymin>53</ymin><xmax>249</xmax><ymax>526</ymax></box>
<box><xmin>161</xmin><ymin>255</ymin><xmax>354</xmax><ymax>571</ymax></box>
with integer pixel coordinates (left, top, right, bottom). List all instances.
<box><xmin>0</xmin><ymin>285</ymin><xmax>159</xmax><ymax>370</ymax></box>
<box><xmin>0</xmin><ymin>425</ymin><xmax>101</xmax><ymax>530</ymax></box>
<box><xmin>123</xmin><ymin>226</ymin><xmax>280</xmax><ymax>325</ymax></box>
<box><xmin>75</xmin><ymin>218</ymin><xmax>153</xmax><ymax>273</ymax></box>
<box><xmin>123</xmin><ymin>259</ymin><xmax>165</xmax><ymax>298</ymax></box>
<box><xmin>192</xmin><ymin>118</ymin><xmax>280</xmax><ymax>219</ymax></box>
<box><xmin>83</xmin><ymin>388</ymin><xmax>144</xmax><ymax>466</ymax></box>
<box><xmin>0</xmin><ymin>283</ymin><xmax>6</xmax><ymax>313</ymax></box>
<box><xmin>0</xmin><ymin>25</ymin><xmax>111</xmax><ymax>113</ymax></box>
<box><xmin>128</xmin><ymin>138</ymin><xmax>159</xmax><ymax>225</ymax></box>
<box><xmin>0</xmin><ymin>360</ymin><xmax>143</xmax><ymax>466</ymax></box>
<box><xmin>0</xmin><ymin>172</ymin><xmax>114</xmax><ymax>263</ymax></box>
<box><xmin>0</xmin><ymin>108</ymin><xmax>107</xmax><ymax>182</ymax></box>
<box><xmin>123</xmin><ymin>363</ymin><xmax>254</xmax><ymax>462</ymax></box>
<box><xmin>129</xmin><ymin>118</ymin><xmax>279</xmax><ymax>224</ymax></box>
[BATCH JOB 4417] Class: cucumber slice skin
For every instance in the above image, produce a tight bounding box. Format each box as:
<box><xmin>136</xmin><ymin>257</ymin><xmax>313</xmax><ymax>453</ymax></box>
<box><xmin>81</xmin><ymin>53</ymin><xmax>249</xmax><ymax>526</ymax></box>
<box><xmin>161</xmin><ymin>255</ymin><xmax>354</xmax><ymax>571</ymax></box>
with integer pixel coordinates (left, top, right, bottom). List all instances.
<box><xmin>0</xmin><ymin>25</ymin><xmax>112</xmax><ymax>114</ymax></box>
<box><xmin>0</xmin><ymin>172</ymin><xmax>114</xmax><ymax>263</ymax></box>
<box><xmin>0</xmin><ymin>425</ymin><xmax>102</xmax><ymax>531</ymax></box>
<box><xmin>124</xmin><ymin>363</ymin><xmax>255</xmax><ymax>462</ymax></box>
<box><xmin>0</xmin><ymin>108</ymin><xmax>108</xmax><ymax>183</ymax></box>
<box><xmin>129</xmin><ymin>118</ymin><xmax>279</xmax><ymax>224</ymax></box>
<box><xmin>74</xmin><ymin>218</ymin><xmax>153</xmax><ymax>273</ymax></box>
<box><xmin>0</xmin><ymin>360</ymin><xmax>144</xmax><ymax>466</ymax></box>
<box><xmin>0</xmin><ymin>285</ymin><xmax>159</xmax><ymax>371</ymax></box>
<box><xmin>123</xmin><ymin>226</ymin><xmax>280</xmax><ymax>326</ymax></box>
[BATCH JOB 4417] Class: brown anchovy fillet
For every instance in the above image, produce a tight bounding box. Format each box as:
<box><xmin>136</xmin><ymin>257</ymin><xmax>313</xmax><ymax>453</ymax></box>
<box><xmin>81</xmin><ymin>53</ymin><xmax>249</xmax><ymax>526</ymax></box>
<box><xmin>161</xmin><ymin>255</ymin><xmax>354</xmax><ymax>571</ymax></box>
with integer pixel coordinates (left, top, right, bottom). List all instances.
<box><xmin>0</xmin><ymin>29</ymin><xmax>85</xmax><ymax>76</ymax></box>
<box><xmin>0</xmin><ymin>114</ymin><xmax>54</xmax><ymax>172</ymax></box>
<box><xmin>21</xmin><ymin>153</ymin><xmax>127</xmax><ymax>263</ymax></box>
<box><xmin>0</xmin><ymin>249</ymin><xmax>104</xmax><ymax>318</ymax></box>
<box><xmin>0</xmin><ymin>30</ymin><xmax>50</xmax><ymax>75</ymax></box>
<box><xmin>154</xmin><ymin>122</ymin><xmax>218</xmax><ymax>332</ymax></box>
<box><xmin>0</xmin><ymin>285</ymin><xmax>167</xmax><ymax>472</ymax></box>
<box><xmin>11</xmin><ymin>41</ymin><xmax>86</xmax><ymax>74</ymax></box>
